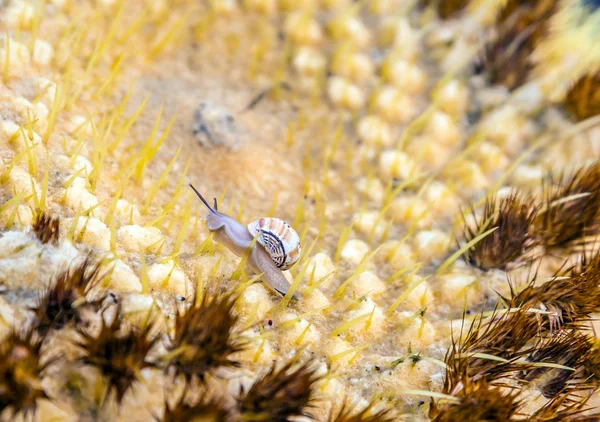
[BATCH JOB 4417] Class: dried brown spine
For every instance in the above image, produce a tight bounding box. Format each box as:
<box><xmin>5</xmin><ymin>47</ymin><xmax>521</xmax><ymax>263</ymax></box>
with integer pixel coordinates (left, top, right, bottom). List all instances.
<box><xmin>527</xmin><ymin>390</ymin><xmax>599</xmax><ymax>421</ymax></box>
<box><xmin>159</xmin><ymin>393</ymin><xmax>229</xmax><ymax>422</ymax></box>
<box><xmin>329</xmin><ymin>398</ymin><xmax>395</xmax><ymax>422</ymax></box>
<box><xmin>584</xmin><ymin>343</ymin><xmax>600</xmax><ymax>384</ymax></box>
<box><xmin>32</xmin><ymin>212</ymin><xmax>60</xmax><ymax>245</ymax></box>
<box><xmin>433</xmin><ymin>377</ymin><xmax>521</xmax><ymax>421</ymax></box>
<box><xmin>237</xmin><ymin>359</ymin><xmax>321</xmax><ymax>422</ymax></box>
<box><xmin>166</xmin><ymin>290</ymin><xmax>245</xmax><ymax>384</ymax></box>
<box><xmin>422</xmin><ymin>0</ymin><xmax>470</xmax><ymax>19</ymax></box>
<box><xmin>508</xmin><ymin>254</ymin><xmax>600</xmax><ymax>331</ymax></box>
<box><xmin>462</xmin><ymin>193</ymin><xmax>539</xmax><ymax>271</ymax></box>
<box><xmin>75</xmin><ymin>306</ymin><xmax>159</xmax><ymax>404</ymax></box>
<box><xmin>564</xmin><ymin>72</ymin><xmax>600</xmax><ymax>121</ymax></box>
<box><xmin>496</xmin><ymin>0</ymin><xmax>557</xmax><ymax>27</ymax></box>
<box><xmin>478</xmin><ymin>0</ymin><xmax>558</xmax><ymax>89</ymax></box>
<box><xmin>0</xmin><ymin>328</ymin><xmax>52</xmax><ymax>418</ymax></box>
<box><xmin>31</xmin><ymin>254</ymin><xmax>106</xmax><ymax>335</ymax></box>
<box><xmin>520</xmin><ymin>330</ymin><xmax>592</xmax><ymax>399</ymax></box>
<box><xmin>535</xmin><ymin>163</ymin><xmax>600</xmax><ymax>249</ymax></box>
<box><xmin>445</xmin><ymin>307</ymin><xmax>540</xmax><ymax>385</ymax></box>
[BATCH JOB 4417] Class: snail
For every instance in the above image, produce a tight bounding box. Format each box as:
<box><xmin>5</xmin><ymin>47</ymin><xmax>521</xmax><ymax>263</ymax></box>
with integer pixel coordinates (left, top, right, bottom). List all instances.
<box><xmin>189</xmin><ymin>184</ymin><xmax>302</xmax><ymax>299</ymax></box>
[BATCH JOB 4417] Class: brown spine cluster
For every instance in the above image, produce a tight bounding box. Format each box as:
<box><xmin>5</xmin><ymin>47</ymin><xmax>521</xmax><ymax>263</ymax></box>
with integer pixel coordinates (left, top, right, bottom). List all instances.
<box><xmin>528</xmin><ymin>391</ymin><xmax>599</xmax><ymax>421</ymax></box>
<box><xmin>75</xmin><ymin>306</ymin><xmax>159</xmax><ymax>404</ymax></box>
<box><xmin>235</xmin><ymin>360</ymin><xmax>321</xmax><ymax>422</ymax></box>
<box><xmin>478</xmin><ymin>0</ymin><xmax>558</xmax><ymax>89</ymax></box>
<box><xmin>329</xmin><ymin>399</ymin><xmax>396</xmax><ymax>422</ymax></box>
<box><xmin>0</xmin><ymin>328</ymin><xmax>52</xmax><ymax>418</ymax></box>
<box><xmin>445</xmin><ymin>308</ymin><xmax>539</xmax><ymax>384</ymax></box>
<box><xmin>462</xmin><ymin>193</ymin><xmax>539</xmax><ymax>271</ymax></box>
<box><xmin>166</xmin><ymin>291</ymin><xmax>245</xmax><ymax>384</ymax></box>
<box><xmin>461</xmin><ymin>163</ymin><xmax>600</xmax><ymax>270</ymax></box>
<box><xmin>159</xmin><ymin>393</ymin><xmax>229</xmax><ymax>422</ymax></box>
<box><xmin>432</xmin><ymin>376</ymin><xmax>521</xmax><ymax>421</ymax></box>
<box><xmin>521</xmin><ymin>330</ymin><xmax>593</xmax><ymax>399</ymax></box>
<box><xmin>508</xmin><ymin>254</ymin><xmax>600</xmax><ymax>331</ymax></box>
<box><xmin>536</xmin><ymin>163</ymin><xmax>600</xmax><ymax>249</ymax></box>
<box><xmin>32</xmin><ymin>212</ymin><xmax>60</xmax><ymax>245</ymax></box>
<box><xmin>158</xmin><ymin>356</ymin><xmax>323</xmax><ymax>422</ymax></box>
<box><xmin>564</xmin><ymin>72</ymin><xmax>600</xmax><ymax>121</ymax></box>
<box><xmin>31</xmin><ymin>254</ymin><xmax>106</xmax><ymax>335</ymax></box>
<box><xmin>422</xmin><ymin>0</ymin><xmax>470</xmax><ymax>19</ymax></box>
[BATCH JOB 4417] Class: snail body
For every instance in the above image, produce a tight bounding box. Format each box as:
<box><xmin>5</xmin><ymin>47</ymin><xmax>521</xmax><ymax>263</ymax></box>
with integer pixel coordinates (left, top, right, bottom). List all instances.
<box><xmin>189</xmin><ymin>184</ymin><xmax>302</xmax><ymax>299</ymax></box>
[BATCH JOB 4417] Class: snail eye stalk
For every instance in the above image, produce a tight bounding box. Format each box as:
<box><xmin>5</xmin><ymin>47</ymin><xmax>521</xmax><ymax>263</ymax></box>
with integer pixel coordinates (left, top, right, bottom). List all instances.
<box><xmin>189</xmin><ymin>184</ymin><xmax>216</xmax><ymax>214</ymax></box>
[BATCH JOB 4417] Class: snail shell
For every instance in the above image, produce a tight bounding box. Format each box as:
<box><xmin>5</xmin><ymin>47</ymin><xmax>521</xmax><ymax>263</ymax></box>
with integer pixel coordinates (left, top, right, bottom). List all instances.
<box><xmin>247</xmin><ymin>218</ymin><xmax>301</xmax><ymax>271</ymax></box>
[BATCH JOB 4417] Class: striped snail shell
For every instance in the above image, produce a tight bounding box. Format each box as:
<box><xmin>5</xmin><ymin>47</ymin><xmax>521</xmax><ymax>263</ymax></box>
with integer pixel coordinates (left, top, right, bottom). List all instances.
<box><xmin>247</xmin><ymin>218</ymin><xmax>301</xmax><ymax>271</ymax></box>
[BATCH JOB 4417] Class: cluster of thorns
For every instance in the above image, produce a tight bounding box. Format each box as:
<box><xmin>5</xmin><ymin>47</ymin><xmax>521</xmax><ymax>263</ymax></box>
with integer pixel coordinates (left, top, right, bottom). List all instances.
<box><xmin>432</xmin><ymin>162</ymin><xmax>600</xmax><ymax>420</ymax></box>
